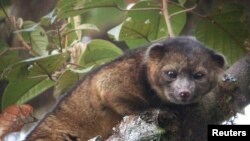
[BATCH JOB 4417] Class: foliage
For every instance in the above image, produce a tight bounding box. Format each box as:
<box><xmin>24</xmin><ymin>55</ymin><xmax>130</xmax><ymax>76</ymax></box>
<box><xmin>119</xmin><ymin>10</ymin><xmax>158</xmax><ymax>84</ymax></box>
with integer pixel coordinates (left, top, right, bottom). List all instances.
<box><xmin>195</xmin><ymin>3</ymin><xmax>248</xmax><ymax>63</ymax></box>
<box><xmin>0</xmin><ymin>0</ymin><xmax>249</xmax><ymax>111</ymax></box>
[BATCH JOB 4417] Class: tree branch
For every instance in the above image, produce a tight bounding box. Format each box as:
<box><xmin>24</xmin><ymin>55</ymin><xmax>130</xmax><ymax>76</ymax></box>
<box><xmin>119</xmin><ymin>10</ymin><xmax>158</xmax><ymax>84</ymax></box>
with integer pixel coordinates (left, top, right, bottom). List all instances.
<box><xmin>162</xmin><ymin>0</ymin><xmax>174</xmax><ymax>37</ymax></box>
<box><xmin>169</xmin><ymin>4</ymin><xmax>197</xmax><ymax>19</ymax></box>
<box><xmin>102</xmin><ymin>54</ymin><xmax>250</xmax><ymax>141</ymax></box>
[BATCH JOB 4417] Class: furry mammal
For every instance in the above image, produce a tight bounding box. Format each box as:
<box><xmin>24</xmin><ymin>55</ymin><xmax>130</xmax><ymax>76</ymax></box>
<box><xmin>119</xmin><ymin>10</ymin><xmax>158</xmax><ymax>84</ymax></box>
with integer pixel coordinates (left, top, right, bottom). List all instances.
<box><xmin>25</xmin><ymin>37</ymin><xmax>225</xmax><ymax>141</ymax></box>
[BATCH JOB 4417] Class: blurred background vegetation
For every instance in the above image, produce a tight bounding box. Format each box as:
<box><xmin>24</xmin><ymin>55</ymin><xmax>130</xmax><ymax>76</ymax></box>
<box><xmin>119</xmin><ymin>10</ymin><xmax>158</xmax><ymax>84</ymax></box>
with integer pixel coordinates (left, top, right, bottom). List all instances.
<box><xmin>0</xmin><ymin>0</ymin><xmax>249</xmax><ymax>113</ymax></box>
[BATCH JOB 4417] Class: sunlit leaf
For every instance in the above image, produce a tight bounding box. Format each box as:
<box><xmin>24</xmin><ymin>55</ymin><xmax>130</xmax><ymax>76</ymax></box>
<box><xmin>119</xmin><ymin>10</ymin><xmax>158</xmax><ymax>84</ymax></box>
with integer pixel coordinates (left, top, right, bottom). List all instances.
<box><xmin>56</xmin><ymin>0</ymin><xmax>124</xmax><ymax>18</ymax></box>
<box><xmin>2</xmin><ymin>78</ymin><xmax>43</xmax><ymax>109</ymax></box>
<box><xmin>124</xmin><ymin>39</ymin><xmax>150</xmax><ymax>49</ymax></box>
<box><xmin>5</xmin><ymin>53</ymin><xmax>69</xmax><ymax>81</ymax></box>
<box><xmin>81</xmin><ymin>8</ymin><xmax>124</xmax><ymax>35</ymax></box>
<box><xmin>16</xmin><ymin>79</ymin><xmax>55</xmax><ymax>104</ymax></box>
<box><xmin>69</xmin><ymin>65</ymin><xmax>94</xmax><ymax>73</ymax></box>
<box><xmin>77</xmin><ymin>24</ymin><xmax>99</xmax><ymax>31</ymax></box>
<box><xmin>14</xmin><ymin>23</ymin><xmax>40</xmax><ymax>33</ymax></box>
<box><xmin>18</xmin><ymin>21</ymin><xmax>49</xmax><ymax>56</ymax></box>
<box><xmin>54</xmin><ymin>70</ymin><xmax>79</xmax><ymax>97</ymax></box>
<box><xmin>178</xmin><ymin>0</ymin><xmax>186</xmax><ymax>6</ymax></box>
<box><xmin>79</xmin><ymin>39</ymin><xmax>123</xmax><ymax>67</ymax></box>
<box><xmin>40</xmin><ymin>9</ymin><xmax>57</xmax><ymax>25</ymax></box>
<box><xmin>63</xmin><ymin>23</ymin><xmax>99</xmax><ymax>41</ymax></box>
<box><xmin>108</xmin><ymin>0</ymin><xmax>186</xmax><ymax>48</ymax></box>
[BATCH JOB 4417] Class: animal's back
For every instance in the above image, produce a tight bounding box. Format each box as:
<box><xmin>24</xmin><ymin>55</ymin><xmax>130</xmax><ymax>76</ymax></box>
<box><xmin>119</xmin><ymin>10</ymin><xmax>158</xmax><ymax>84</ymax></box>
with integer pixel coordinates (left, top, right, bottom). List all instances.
<box><xmin>25</xmin><ymin>37</ymin><xmax>225</xmax><ymax>141</ymax></box>
<box><xmin>25</xmin><ymin>47</ymin><xmax>149</xmax><ymax>141</ymax></box>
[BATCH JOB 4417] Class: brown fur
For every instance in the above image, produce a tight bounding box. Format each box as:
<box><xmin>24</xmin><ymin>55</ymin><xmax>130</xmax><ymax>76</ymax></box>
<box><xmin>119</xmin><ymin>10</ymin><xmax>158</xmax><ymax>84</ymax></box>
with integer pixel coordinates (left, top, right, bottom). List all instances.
<box><xmin>25</xmin><ymin>37</ymin><xmax>225</xmax><ymax>141</ymax></box>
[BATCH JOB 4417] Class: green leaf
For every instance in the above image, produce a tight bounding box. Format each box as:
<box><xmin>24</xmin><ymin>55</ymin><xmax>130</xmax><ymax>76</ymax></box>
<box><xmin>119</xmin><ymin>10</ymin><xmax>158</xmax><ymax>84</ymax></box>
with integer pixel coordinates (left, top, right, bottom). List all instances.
<box><xmin>2</xmin><ymin>78</ymin><xmax>41</xmax><ymax>109</ymax></box>
<box><xmin>0</xmin><ymin>47</ymin><xmax>20</xmax><ymax>80</ymax></box>
<box><xmin>108</xmin><ymin>0</ymin><xmax>186</xmax><ymax>48</ymax></box>
<box><xmin>16</xmin><ymin>79</ymin><xmax>55</xmax><ymax>104</ymax></box>
<box><xmin>195</xmin><ymin>3</ymin><xmax>248</xmax><ymax>64</ymax></box>
<box><xmin>63</xmin><ymin>18</ymin><xmax>79</xmax><ymax>45</ymax></box>
<box><xmin>54</xmin><ymin>66</ymin><xmax>94</xmax><ymax>97</ymax></box>
<box><xmin>40</xmin><ymin>9</ymin><xmax>57</xmax><ymax>25</ymax></box>
<box><xmin>81</xmin><ymin>8</ymin><xmax>125</xmax><ymax>34</ymax></box>
<box><xmin>14</xmin><ymin>23</ymin><xmax>40</xmax><ymax>33</ymax></box>
<box><xmin>54</xmin><ymin>70</ymin><xmax>79</xmax><ymax>97</ymax></box>
<box><xmin>18</xmin><ymin>21</ymin><xmax>49</xmax><ymax>56</ymax></box>
<box><xmin>64</xmin><ymin>23</ymin><xmax>99</xmax><ymax>40</ymax></box>
<box><xmin>56</xmin><ymin>0</ymin><xmax>124</xmax><ymax>18</ymax></box>
<box><xmin>79</xmin><ymin>39</ymin><xmax>123</xmax><ymax>67</ymax></box>
<box><xmin>120</xmin><ymin>18</ymin><xmax>154</xmax><ymax>40</ymax></box>
<box><xmin>77</xmin><ymin>24</ymin><xmax>99</xmax><ymax>31</ymax></box>
<box><xmin>5</xmin><ymin>53</ymin><xmax>69</xmax><ymax>81</ymax></box>
<box><xmin>178</xmin><ymin>0</ymin><xmax>186</xmax><ymax>6</ymax></box>
<box><xmin>2</xmin><ymin>53</ymin><xmax>69</xmax><ymax>109</ymax></box>
<box><xmin>124</xmin><ymin>39</ymin><xmax>150</xmax><ymax>49</ymax></box>
<box><xmin>69</xmin><ymin>65</ymin><xmax>94</xmax><ymax>73</ymax></box>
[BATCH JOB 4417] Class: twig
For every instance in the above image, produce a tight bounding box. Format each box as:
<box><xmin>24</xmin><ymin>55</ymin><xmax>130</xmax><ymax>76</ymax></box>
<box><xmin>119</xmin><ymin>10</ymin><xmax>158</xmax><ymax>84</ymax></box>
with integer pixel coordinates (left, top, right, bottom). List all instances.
<box><xmin>0</xmin><ymin>0</ymin><xmax>11</xmax><ymax>31</ymax></box>
<box><xmin>168</xmin><ymin>1</ymin><xmax>206</xmax><ymax>18</ymax></box>
<box><xmin>70</xmin><ymin>5</ymin><xmax>161</xmax><ymax>13</ymax></box>
<box><xmin>169</xmin><ymin>4</ymin><xmax>197</xmax><ymax>19</ymax></box>
<box><xmin>16</xmin><ymin>34</ymin><xmax>32</xmax><ymax>50</ymax></box>
<box><xmin>0</xmin><ymin>2</ymin><xmax>38</xmax><ymax>55</ymax></box>
<box><xmin>162</xmin><ymin>0</ymin><xmax>174</xmax><ymax>37</ymax></box>
<box><xmin>57</xmin><ymin>26</ymin><xmax>63</xmax><ymax>53</ymax></box>
<box><xmin>35</xmin><ymin>63</ymin><xmax>55</xmax><ymax>82</ymax></box>
<box><xmin>0</xmin><ymin>48</ymin><xmax>8</xmax><ymax>56</ymax></box>
<box><xmin>0</xmin><ymin>47</ymin><xmax>29</xmax><ymax>56</ymax></box>
<box><xmin>28</xmin><ymin>33</ymin><xmax>33</xmax><ymax>48</ymax></box>
<box><xmin>8</xmin><ymin>47</ymin><xmax>28</xmax><ymax>50</ymax></box>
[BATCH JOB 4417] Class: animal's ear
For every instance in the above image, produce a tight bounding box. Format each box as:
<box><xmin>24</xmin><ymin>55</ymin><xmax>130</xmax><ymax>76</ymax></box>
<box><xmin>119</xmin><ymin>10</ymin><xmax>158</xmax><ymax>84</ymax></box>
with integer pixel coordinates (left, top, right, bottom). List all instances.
<box><xmin>211</xmin><ymin>53</ymin><xmax>226</xmax><ymax>68</ymax></box>
<box><xmin>144</xmin><ymin>43</ymin><xmax>166</xmax><ymax>63</ymax></box>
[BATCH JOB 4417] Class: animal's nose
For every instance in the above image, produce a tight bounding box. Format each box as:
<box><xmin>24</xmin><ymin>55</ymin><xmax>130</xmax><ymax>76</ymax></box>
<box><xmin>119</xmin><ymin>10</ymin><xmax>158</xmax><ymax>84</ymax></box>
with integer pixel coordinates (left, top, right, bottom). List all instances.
<box><xmin>179</xmin><ymin>91</ymin><xmax>191</xmax><ymax>98</ymax></box>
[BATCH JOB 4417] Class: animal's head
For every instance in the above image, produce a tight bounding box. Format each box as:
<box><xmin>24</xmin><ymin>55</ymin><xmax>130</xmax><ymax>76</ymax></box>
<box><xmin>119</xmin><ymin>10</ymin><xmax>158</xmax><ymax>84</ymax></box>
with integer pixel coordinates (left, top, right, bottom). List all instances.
<box><xmin>145</xmin><ymin>36</ymin><xmax>225</xmax><ymax>104</ymax></box>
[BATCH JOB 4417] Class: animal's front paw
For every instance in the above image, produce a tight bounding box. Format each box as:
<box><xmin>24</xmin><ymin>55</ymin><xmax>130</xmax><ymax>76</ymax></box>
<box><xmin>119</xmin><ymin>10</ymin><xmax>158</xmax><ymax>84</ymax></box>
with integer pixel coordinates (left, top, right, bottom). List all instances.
<box><xmin>139</xmin><ymin>109</ymin><xmax>160</xmax><ymax>124</ymax></box>
<box><xmin>219</xmin><ymin>73</ymin><xmax>238</xmax><ymax>92</ymax></box>
<box><xmin>157</xmin><ymin>110</ymin><xmax>179</xmax><ymax>131</ymax></box>
<box><xmin>222</xmin><ymin>74</ymin><xmax>237</xmax><ymax>83</ymax></box>
<box><xmin>157</xmin><ymin>110</ymin><xmax>180</xmax><ymax>141</ymax></box>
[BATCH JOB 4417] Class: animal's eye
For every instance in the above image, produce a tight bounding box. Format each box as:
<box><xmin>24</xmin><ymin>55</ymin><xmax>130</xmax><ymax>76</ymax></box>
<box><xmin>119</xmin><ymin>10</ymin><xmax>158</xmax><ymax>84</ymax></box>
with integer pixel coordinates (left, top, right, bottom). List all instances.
<box><xmin>165</xmin><ymin>70</ymin><xmax>178</xmax><ymax>79</ymax></box>
<box><xmin>193</xmin><ymin>72</ymin><xmax>205</xmax><ymax>80</ymax></box>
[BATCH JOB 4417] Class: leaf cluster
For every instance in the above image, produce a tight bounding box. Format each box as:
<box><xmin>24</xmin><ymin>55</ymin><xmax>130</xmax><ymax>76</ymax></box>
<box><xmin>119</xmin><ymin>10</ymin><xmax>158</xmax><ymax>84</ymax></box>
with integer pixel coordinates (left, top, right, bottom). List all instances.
<box><xmin>0</xmin><ymin>0</ymin><xmax>249</xmax><ymax>110</ymax></box>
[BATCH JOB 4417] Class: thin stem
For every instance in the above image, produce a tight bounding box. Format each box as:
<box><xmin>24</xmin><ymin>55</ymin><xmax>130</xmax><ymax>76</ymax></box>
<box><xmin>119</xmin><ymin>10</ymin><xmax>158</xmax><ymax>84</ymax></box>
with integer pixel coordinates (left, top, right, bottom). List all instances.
<box><xmin>70</xmin><ymin>5</ymin><xmax>161</xmax><ymax>13</ymax></box>
<box><xmin>117</xmin><ymin>5</ymin><xmax>161</xmax><ymax>11</ymax></box>
<box><xmin>28</xmin><ymin>33</ymin><xmax>33</xmax><ymax>48</ymax></box>
<box><xmin>169</xmin><ymin>4</ymin><xmax>197</xmax><ymax>19</ymax></box>
<box><xmin>168</xmin><ymin>1</ymin><xmax>207</xmax><ymax>18</ymax></box>
<box><xmin>162</xmin><ymin>0</ymin><xmax>174</xmax><ymax>37</ymax></box>
<box><xmin>62</xmin><ymin>28</ymin><xmax>89</xmax><ymax>37</ymax></box>
<box><xmin>0</xmin><ymin>0</ymin><xmax>11</xmax><ymax>31</ymax></box>
<box><xmin>16</xmin><ymin>34</ymin><xmax>31</xmax><ymax>50</ymax></box>
<box><xmin>36</xmin><ymin>63</ymin><xmax>55</xmax><ymax>82</ymax></box>
<box><xmin>0</xmin><ymin>47</ymin><xmax>31</xmax><ymax>56</ymax></box>
<box><xmin>0</xmin><ymin>1</ymin><xmax>9</xmax><ymax>19</ymax></box>
<box><xmin>57</xmin><ymin>27</ymin><xmax>63</xmax><ymax>53</ymax></box>
<box><xmin>0</xmin><ymin>48</ymin><xmax>8</xmax><ymax>56</ymax></box>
